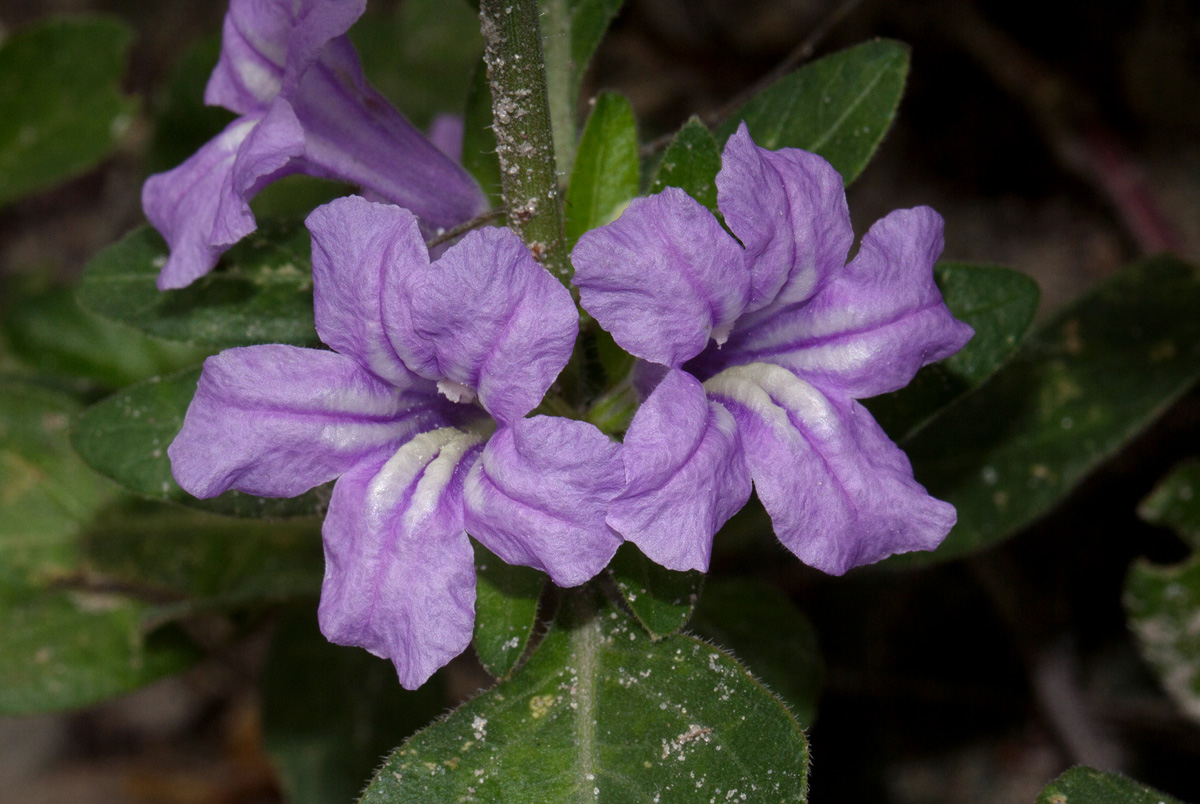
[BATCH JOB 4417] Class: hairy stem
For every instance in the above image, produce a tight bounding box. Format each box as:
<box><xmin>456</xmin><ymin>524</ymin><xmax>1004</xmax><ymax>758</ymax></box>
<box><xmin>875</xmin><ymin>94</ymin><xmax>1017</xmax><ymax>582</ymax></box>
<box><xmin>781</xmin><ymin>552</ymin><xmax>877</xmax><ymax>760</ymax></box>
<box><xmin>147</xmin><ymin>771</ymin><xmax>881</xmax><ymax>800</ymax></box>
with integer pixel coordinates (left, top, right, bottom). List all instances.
<box><xmin>479</xmin><ymin>0</ymin><xmax>571</xmax><ymax>283</ymax></box>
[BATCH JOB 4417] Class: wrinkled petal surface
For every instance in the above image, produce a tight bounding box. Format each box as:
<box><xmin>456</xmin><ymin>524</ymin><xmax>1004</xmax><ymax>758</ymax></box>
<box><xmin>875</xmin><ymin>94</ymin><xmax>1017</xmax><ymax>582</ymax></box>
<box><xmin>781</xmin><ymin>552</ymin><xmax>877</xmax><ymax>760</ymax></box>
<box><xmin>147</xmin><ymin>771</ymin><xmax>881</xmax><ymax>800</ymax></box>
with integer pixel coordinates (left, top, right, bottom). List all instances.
<box><xmin>404</xmin><ymin>227</ymin><xmax>578</xmax><ymax>424</ymax></box>
<box><xmin>143</xmin><ymin>118</ymin><xmax>254</xmax><ymax>290</ymax></box>
<box><xmin>573</xmin><ymin>187</ymin><xmax>749</xmax><ymax>368</ymax></box>
<box><xmin>307</xmin><ymin>197</ymin><xmax>428</xmax><ymax>387</ymax></box>
<box><xmin>169</xmin><ymin>345</ymin><xmax>454</xmax><ymax>499</ymax></box>
<box><xmin>145</xmin><ymin>102</ymin><xmax>305</xmax><ymax>290</ymax></box>
<box><xmin>705</xmin><ymin>363</ymin><xmax>956</xmax><ymax>575</ymax></box>
<box><xmin>319</xmin><ymin>427</ymin><xmax>482</xmax><ymax>689</ymax></box>
<box><xmin>464</xmin><ymin>417</ymin><xmax>624</xmax><ymax>587</ymax></box>
<box><xmin>694</xmin><ymin>207</ymin><xmax>973</xmax><ymax>398</ymax></box>
<box><xmin>608</xmin><ymin>369</ymin><xmax>751</xmax><ymax>572</ymax></box>
<box><xmin>718</xmin><ymin>122</ymin><xmax>852</xmax><ymax>313</ymax></box>
<box><xmin>205</xmin><ymin>0</ymin><xmax>365</xmax><ymax>114</ymax></box>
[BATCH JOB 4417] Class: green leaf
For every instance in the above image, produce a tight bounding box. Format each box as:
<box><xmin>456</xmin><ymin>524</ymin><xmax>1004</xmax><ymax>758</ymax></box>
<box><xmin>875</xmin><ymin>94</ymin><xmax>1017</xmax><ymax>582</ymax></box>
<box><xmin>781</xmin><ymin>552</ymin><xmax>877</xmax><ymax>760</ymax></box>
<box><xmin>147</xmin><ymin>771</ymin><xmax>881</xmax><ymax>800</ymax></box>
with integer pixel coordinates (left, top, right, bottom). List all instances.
<box><xmin>565</xmin><ymin>93</ymin><xmax>639</xmax><ymax>247</ymax></box>
<box><xmin>690</xmin><ymin>579</ymin><xmax>824</xmax><ymax>729</ymax></box>
<box><xmin>716</xmin><ymin>39</ymin><xmax>910</xmax><ymax>184</ymax></box>
<box><xmin>71</xmin><ymin>368</ymin><xmax>328</xmax><ymax>519</ymax></box>
<box><xmin>608</xmin><ymin>543</ymin><xmax>703</xmax><ymax>639</ymax></box>
<box><xmin>649</xmin><ymin>116</ymin><xmax>722</xmax><ymax>212</ymax></box>
<box><xmin>1139</xmin><ymin>459</ymin><xmax>1200</xmax><ymax>550</ymax></box>
<box><xmin>865</xmin><ymin>262</ymin><xmax>1040</xmax><ymax>442</ymax></box>
<box><xmin>0</xmin><ymin>383</ymin><xmax>117</xmax><ymax>592</ymax></box>
<box><xmin>2</xmin><ymin>281</ymin><xmax>209</xmax><ymax>392</ymax></box>
<box><xmin>0</xmin><ymin>384</ymin><xmax>200</xmax><ymax>715</ymax></box>
<box><xmin>352</xmin><ymin>0</ymin><xmax>482</xmax><ymax>130</ymax></box>
<box><xmin>361</xmin><ymin>593</ymin><xmax>808</xmax><ymax>803</ymax></box>
<box><xmin>472</xmin><ymin>542</ymin><xmax>545</xmax><ymax>679</ymax></box>
<box><xmin>462</xmin><ymin>62</ymin><xmax>504</xmax><ymax>208</ymax></box>
<box><xmin>79</xmin><ymin>504</ymin><xmax>323</xmax><ymax>624</ymax></box>
<box><xmin>1125</xmin><ymin>553</ymin><xmax>1200</xmax><ymax>724</ymax></box>
<box><xmin>0</xmin><ymin>591</ymin><xmax>199</xmax><ymax>715</ymax></box>
<box><xmin>262</xmin><ymin>605</ymin><xmax>447</xmax><ymax>804</ymax></box>
<box><xmin>896</xmin><ymin>256</ymin><xmax>1200</xmax><ymax>565</ymax></box>
<box><xmin>78</xmin><ymin>222</ymin><xmax>320</xmax><ymax>348</ymax></box>
<box><xmin>0</xmin><ymin>16</ymin><xmax>137</xmax><ymax>206</ymax></box>
<box><xmin>1035</xmin><ymin>767</ymin><xmax>1188</xmax><ymax>804</ymax></box>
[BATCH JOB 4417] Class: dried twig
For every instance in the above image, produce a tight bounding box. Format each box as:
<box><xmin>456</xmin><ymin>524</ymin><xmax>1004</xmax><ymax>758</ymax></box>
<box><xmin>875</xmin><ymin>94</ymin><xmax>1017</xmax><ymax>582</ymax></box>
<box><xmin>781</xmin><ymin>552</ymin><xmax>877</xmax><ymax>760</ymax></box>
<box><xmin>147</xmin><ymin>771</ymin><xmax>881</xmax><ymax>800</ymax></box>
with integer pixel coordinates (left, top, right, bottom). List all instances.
<box><xmin>424</xmin><ymin>207</ymin><xmax>509</xmax><ymax>249</ymax></box>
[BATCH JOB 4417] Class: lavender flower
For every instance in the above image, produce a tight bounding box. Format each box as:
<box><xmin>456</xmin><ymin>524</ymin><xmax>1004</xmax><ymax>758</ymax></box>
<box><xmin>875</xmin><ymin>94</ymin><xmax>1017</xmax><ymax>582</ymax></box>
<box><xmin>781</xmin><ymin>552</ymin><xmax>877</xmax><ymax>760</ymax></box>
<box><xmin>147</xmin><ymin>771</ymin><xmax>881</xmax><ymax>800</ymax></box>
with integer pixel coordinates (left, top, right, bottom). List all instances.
<box><xmin>143</xmin><ymin>0</ymin><xmax>486</xmax><ymax>291</ymax></box>
<box><xmin>169</xmin><ymin>196</ymin><xmax>622</xmax><ymax>688</ymax></box>
<box><xmin>571</xmin><ymin>124</ymin><xmax>974</xmax><ymax>575</ymax></box>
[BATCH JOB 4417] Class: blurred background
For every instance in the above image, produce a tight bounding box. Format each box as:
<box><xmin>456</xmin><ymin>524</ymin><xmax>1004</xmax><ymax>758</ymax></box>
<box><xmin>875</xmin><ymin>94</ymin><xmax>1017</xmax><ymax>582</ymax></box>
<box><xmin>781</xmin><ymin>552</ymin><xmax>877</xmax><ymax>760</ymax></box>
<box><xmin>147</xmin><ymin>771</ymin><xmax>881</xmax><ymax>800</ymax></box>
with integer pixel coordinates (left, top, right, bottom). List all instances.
<box><xmin>1</xmin><ymin>1</ymin><xmax>1199</xmax><ymax>802</ymax></box>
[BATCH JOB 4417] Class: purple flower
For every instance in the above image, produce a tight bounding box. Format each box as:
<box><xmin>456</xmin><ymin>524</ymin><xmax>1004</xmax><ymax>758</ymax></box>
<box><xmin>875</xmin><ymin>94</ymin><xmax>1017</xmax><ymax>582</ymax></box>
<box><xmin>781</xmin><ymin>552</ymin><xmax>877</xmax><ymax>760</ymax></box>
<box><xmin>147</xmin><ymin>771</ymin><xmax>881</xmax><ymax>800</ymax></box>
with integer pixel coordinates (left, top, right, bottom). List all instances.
<box><xmin>143</xmin><ymin>0</ymin><xmax>486</xmax><ymax>291</ymax></box>
<box><xmin>169</xmin><ymin>196</ymin><xmax>623</xmax><ymax>688</ymax></box>
<box><xmin>571</xmin><ymin>124</ymin><xmax>974</xmax><ymax>576</ymax></box>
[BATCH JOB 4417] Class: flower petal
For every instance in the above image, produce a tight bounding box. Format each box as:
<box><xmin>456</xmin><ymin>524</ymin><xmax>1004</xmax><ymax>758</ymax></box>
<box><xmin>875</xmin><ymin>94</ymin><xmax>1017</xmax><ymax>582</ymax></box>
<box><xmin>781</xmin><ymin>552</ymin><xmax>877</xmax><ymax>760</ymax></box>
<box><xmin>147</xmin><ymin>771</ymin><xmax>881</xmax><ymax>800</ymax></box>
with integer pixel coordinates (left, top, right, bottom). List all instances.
<box><xmin>705</xmin><ymin>363</ymin><xmax>956</xmax><ymax>575</ymax></box>
<box><xmin>144</xmin><ymin>101</ymin><xmax>306</xmax><ymax>291</ymax></box>
<box><xmin>696</xmin><ymin>207</ymin><xmax>974</xmax><ymax>398</ymax></box>
<box><xmin>464</xmin><ymin>417</ymin><xmax>624</xmax><ymax>587</ymax></box>
<box><xmin>205</xmin><ymin>0</ymin><xmax>365</xmax><ymax>115</ymax></box>
<box><xmin>608</xmin><ymin>369</ymin><xmax>751</xmax><ymax>572</ymax></box>
<box><xmin>142</xmin><ymin>118</ymin><xmax>246</xmax><ymax>290</ymax></box>
<box><xmin>307</xmin><ymin>196</ymin><xmax>428</xmax><ymax>387</ymax></box>
<box><xmin>405</xmin><ymin>227</ymin><xmax>578</xmax><ymax>424</ymax></box>
<box><xmin>717</xmin><ymin>122</ymin><xmax>853</xmax><ymax>313</ymax></box>
<box><xmin>289</xmin><ymin>37</ymin><xmax>486</xmax><ymax>233</ymax></box>
<box><xmin>572</xmin><ymin>187</ymin><xmax>749</xmax><ymax>368</ymax></box>
<box><xmin>428</xmin><ymin>113</ymin><xmax>465</xmax><ymax>162</ymax></box>
<box><xmin>319</xmin><ymin>427</ymin><xmax>483</xmax><ymax>689</ymax></box>
<box><xmin>169</xmin><ymin>344</ymin><xmax>454</xmax><ymax>499</ymax></box>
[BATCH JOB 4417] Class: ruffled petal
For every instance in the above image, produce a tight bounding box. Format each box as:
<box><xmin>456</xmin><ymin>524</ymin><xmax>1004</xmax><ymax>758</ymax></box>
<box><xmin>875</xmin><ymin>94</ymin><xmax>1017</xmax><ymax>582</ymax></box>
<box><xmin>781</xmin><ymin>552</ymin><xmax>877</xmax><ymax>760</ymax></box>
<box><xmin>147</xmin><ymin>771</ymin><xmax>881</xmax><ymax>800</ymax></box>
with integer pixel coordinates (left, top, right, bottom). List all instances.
<box><xmin>572</xmin><ymin>187</ymin><xmax>749</xmax><ymax>368</ymax></box>
<box><xmin>214</xmin><ymin>98</ymin><xmax>306</xmax><ymax>242</ymax></box>
<box><xmin>319</xmin><ymin>427</ymin><xmax>482</xmax><ymax>689</ymax></box>
<box><xmin>463</xmin><ymin>417</ymin><xmax>624</xmax><ymax>587</ymax></box>
<box><xmin>169</xmin><ymin>344</ymin><xmax>454</xmax><ymax>499</ymax></box>
<box><xmin>405</xmin><ymin>227</ymin><xmax>578</xmax><ymax>424</ymax></box>
<box><xmin>143</xmin><ymin>118</ymin><xmax>252</xmax><ymax>290</ymax></box>
<box><xmin>705</xmin><ymin>363</ymin><xmax>956</xmax><ymax>575</ymax></box>
<box><xmin>717</xmin><ymin>122</ymin><xmax>853</xmax><ymax>313</ymax></box>
<box><xmin>699</xmin><ymin>207</ymin><xmax>974</xmax><ymax>398</ymax></box>
<box><xmin>607</xmin><ymin>369</ymin><xmax>751</xmax><ymax>572</ymax></box>
<box><xmin>144</xmin><ymin>101</ymin><xmax>306</xmax><ymax>291</ymax></box>
<box><xmin>205</xmin><ymin>0</ymin><xmax>365</xmax><ymax>115</ymax></box>
<box><xmin>306</xmin><ymin>196</ymin><xmax>428</xmax><ymax>387</ymax></box>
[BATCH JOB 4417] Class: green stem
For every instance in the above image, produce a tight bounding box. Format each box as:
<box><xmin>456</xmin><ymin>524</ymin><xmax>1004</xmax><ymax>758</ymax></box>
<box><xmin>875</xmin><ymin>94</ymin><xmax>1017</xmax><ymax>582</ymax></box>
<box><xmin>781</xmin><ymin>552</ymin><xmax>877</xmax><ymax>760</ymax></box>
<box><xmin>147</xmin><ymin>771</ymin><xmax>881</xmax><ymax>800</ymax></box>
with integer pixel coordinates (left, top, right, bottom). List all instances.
<box><xmin>479</xmin><ymin>0</ymin><xmax>571</xmax><ymax>284</ymax></box>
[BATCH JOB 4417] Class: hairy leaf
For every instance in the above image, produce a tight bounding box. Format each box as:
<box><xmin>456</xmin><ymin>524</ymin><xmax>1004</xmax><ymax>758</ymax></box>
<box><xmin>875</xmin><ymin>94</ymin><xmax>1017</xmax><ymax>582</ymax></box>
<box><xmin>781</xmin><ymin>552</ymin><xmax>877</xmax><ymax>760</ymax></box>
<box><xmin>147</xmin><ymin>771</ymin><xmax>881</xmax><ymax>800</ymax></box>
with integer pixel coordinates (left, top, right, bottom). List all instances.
<box><xmin>71</xmin><ymin>368</ymin><xmax>329</xmax><ymax>519</ymax></box>
<box><xmin>473</xmin><ymin>542</ymin><xmax>545</xmax><ymax>679</ymax></box>
<box><xmin>866</xmin><ymin>262</ymin><xmax>1039</xmax><ymax>442</ymax></box>
<box><xmin>716</xmin><ymin>39</ymin><xmax>909</xmax><ymax>184</ymax></box>
<box><xmin>78</xmin><ymin>222</ymin><xmax>320</xmax><ymax>348</ymax></box>
<box><xmin>897</xmin><ymin>256</ymin><xmax>1200</xmax><ymax>564</ymax></box>
<box><xmin>361</xmin><ymin>593</ymin><xmax>808</xmax><ymax>803</ymax></box>
<box><xmin>565</xmin><ymin>93</ymin><xmax>639</xmax><ymax>246</ymax></box>
<box><xmin>650</xmin><ymin>117</ymin><xmax>722</xmax><ymax>213</ymax></box>
<box><xmin>1036</xmin><ymin>767</ymin><xmax>1187</xmax><ymax>804</ymax></box>
<box><xmin>609</xmin><ymin>543</ymin><xmax>703</xmax><ymax>639</ymax></box>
